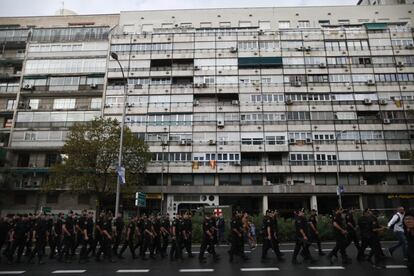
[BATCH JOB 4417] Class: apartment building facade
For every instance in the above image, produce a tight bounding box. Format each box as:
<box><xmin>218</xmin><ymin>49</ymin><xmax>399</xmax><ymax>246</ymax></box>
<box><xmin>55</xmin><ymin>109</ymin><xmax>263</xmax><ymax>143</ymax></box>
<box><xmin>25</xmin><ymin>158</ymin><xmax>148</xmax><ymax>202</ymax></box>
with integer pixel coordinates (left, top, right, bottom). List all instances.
<box><xmin>1</xmin><ymin>3</ymin><xmax>414</xmax><ymax>215</ymax></box>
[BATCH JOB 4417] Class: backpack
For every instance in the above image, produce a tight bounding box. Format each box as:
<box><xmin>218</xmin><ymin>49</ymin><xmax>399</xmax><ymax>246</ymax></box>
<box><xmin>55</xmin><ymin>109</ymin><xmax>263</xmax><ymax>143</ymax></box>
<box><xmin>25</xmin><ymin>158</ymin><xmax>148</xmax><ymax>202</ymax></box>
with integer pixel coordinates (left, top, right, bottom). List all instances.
<box><xmin>389</xmin><ymin>214</ymin><xmax>401</xmax><ymax>231</ymax></box>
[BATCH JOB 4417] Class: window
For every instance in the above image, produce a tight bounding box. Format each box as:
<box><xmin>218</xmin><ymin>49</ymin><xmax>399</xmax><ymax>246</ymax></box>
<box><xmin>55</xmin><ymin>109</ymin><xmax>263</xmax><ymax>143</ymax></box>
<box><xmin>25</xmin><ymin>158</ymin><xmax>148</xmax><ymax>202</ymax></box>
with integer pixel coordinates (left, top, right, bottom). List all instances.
<box><xmin>287</xmin><ymin>111</ymin><xmax>310</xmax><ymax>120</ymax></box>
<box><xmin>338</xmin><ymin>19</ymin><xmax>350</xmax><ymax>25</ymax></box>
<box><xmin>91</xmin><ymin>98</ymin><xmax>101</xmax><ymax>109</ymax></box>
<box><xmin>6</xmin><ymin>99</ymin><xmax>16</xmax><ymax>110</ymax></box>
<box><xmin>239</xmin><ymin>21</ymin><xmax>251</xmax><ymax>27</ymax></box>
<box><xmin>200</xmin><ymin>22</ymin><xmax>212</xmax><ymax>28</ymax></box>
<box><xmin>298</xmin><ymin>20</ymin><xmax>311</xmax><ymax>28</ymax></box>
<box><xmin>219</xmin><ymin>22</ymin><xmax>231</xmax><ymax>27</ymax></box>
<box><xmin>278</xmin><ymin>21</ymin><xmax>290</xmax><ymax>28</ymax></box>
<box><xmin>259</xmin><ymin>21</ymin><xmax>271</xmax><ymax>30</ymax></box>
<box><xmin>347</xmin><ymin>40</ymin><xmax>369</xmax><ymax>51</ymax></box>
<box><xmin>53</xmin><ymin>99</ymin><xmax>76</xmax><ymax>109</ymax></box>
<box><xmin>319</xmin><ymin>20</ymin><xmax>330</xmax><ymax>26</ymax></box>
<box><xmin>29</xmin><ymin>99</ymin><xmax>40</xmax><ymax>110</ymax></box>
<box><xmin>325</xmin><ymin>41</ymin><xmax>347</xmax><ymax>51</ymax></box>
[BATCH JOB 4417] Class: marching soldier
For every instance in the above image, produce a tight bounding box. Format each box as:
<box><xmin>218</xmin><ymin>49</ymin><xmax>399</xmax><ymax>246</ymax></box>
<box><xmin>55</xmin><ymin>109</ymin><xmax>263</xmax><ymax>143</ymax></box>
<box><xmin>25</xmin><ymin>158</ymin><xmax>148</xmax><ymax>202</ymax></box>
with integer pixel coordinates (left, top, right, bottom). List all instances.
<box><xmin>7</xmin><ymin>215</ymin><xmax>26</xmax><ymax>264</ymax></box>
<box><xmin>170</xmin><ymin>214</ymin><xmax>183</xmax><ymax>261</ymax></box>
<box><xmin>199</xmin><ymin>213</ymin><xmax>219</xmax><ymax>263</ymax></box>
<box><xmin>140</xmin><ymin>214</ymin><xmax>155</xmax><ymax>260</ymax></box>
<box><xmin>228</xmin><ymin>211</ymin><xmax>247</xmax><ymax>262</ymax></box>
<box><xmin>292</xmin><ymin>209</ymin><xmax>315</xmax><ymax>264</ymax></box>
<box><xmin>183</xmin><ymin>213</ymin><xmax>194</xmax><ymax>258</ymax></box>
<box><xmin>344</xmin><ymin>208</ymin><xmax>361</xmax><ymax>252</ymax></box>
<box><xmin>28</xmin><ymin>213</ymin><xmax>49</xmax><ymax>264</ymax></box>
<box><xmin>160</xmin><ymin>214</ymin><xmax>170</xmax><ymax>258</ymax></box>
<box><xmin>112</xmin><ymin>213</ymin><xmax>124</xmax><ymax>257</ymax></box>
<box><xmin>119</xmin><ymin>216</ymin><xmax>138</xmax><ymax>259</ymax></box>
<box><xmin>327</xmin><ymin>208</ymin><xmax>351</xmax><ymax>265</ymax></box>
<box><xmin>308</xmin><ymin>209</ymin><xmax>325</xmax><ymax>256</ymax></box>
<box><xmin>58</xmin><ymin>211</ymin><xmax>75</xmax><ymax>263</ymax></box>
<box><xmin>95</xmin><ymin>212</ymin><xmax>115</xmax><ymax>263</ymax></box>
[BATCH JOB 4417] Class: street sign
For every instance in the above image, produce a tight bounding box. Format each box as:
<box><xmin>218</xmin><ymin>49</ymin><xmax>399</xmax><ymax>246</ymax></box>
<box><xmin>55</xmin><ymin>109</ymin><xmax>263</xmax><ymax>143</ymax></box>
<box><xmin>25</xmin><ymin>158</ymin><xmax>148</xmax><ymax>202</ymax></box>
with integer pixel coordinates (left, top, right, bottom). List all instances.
<box><xmin>135</xmin><ymin>192</ymin><xmax>146</xmax><ymax>207</ymax></box>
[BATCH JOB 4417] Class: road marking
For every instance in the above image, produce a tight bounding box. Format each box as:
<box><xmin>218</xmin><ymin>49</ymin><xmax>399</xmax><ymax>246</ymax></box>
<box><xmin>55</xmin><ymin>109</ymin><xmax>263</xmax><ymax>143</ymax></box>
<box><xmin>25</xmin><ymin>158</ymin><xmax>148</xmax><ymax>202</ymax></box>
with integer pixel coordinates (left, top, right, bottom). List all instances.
<box><xmin>179</xmin><ymin>269</ymin><xmax>214</xmax><ymax>273</ymax></box>
<box><xmin>0</xmin><ymin>272</ymin><xmax>25</xmax><ymax>275</ymax></box>
<box><xmin>116</xmin><ymin>269</ymin><xmax>150</xmax><ymax>273</ymax></box>
<box><xmin>241</xmin><ymin>268</ymin><xmax>280</xmax><ymax>272</ymax></box>
<box><xmin>52</xmin><ymin>270</ymin><xmax>86</xmax><ymax>274</ymax></box>
<box><xmin>280</xmin><ymin>249</ymin><xmax>294</xmax><ymax>253</ymax></box>
<box><xmin>386</xmin><ymin>265</ymin><xmax>407</xmax><ymax>269</ymax></box>
<box><xmin>308</xmin><ymin>266</ymin><xmax>345</xmax><ymax>270</ymax></box>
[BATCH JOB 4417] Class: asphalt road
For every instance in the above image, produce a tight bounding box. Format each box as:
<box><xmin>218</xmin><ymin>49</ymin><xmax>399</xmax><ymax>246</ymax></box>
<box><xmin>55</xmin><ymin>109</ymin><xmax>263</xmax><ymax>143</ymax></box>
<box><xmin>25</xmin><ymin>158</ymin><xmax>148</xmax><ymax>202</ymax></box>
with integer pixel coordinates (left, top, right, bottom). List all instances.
<box><xmin>0</xmin><ymin>241</ymin><xmax>410</xmax><ymax>276</ymax></box>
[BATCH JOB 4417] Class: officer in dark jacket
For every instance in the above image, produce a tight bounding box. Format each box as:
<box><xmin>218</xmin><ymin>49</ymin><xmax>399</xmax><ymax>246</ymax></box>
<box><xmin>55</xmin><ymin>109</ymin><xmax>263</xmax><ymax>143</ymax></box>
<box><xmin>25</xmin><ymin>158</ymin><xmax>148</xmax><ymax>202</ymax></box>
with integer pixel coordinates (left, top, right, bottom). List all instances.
<box><xmin>7</xmin><ymin>215</ymin><xmax>27</xmax><ymax>264</ymax></box>
<box><xmin>308</xmin><ymin>209</ymin><xmax>325</xmax><ymax>256</ymax></box>
<box><xmin>140</xmin><ymin>214</ymin><xmax>154</xmax><ymax>260</ymax></box>
<box><xmin>344</xmin><ymin>208</ymin><xmax>361</xmax><ymax>252</ymax></box>
<box><xmin>327</xmin><ymin>208</ymin><xmax>351</xmax><ymax>265</ymax></box>
<box><xmin>96</xmin><ymin>213</ymin><xmax>115</xmax><ymax>262</ymax></box>
<box><xmin>261</xmin><ymin>210</ymin><xmax>273</xmax><ymax>260</ymax></box>
<box><xmin>160</xmin><ymin>214</ymin><xmax>170</xmax><ymax>258</ymax></box>
<box><xmin>199</xmin><ymin>213</ymin><xmax>219</xmax><ymax>263</ymax></box>
<box><xmin>170</xmin><ymin>214</ymin><xmax>183</xmax><ymax>261</ymax></box>
<box><xmin>183</xmin><ymin>213</ymin><xmax>194</xmax><ymax>258</ymax></box>
<box><xmin>151</xmin><ymin>214</ymin><xmax>162</xmax><ymax>258</ymax></box>
<box><xmin>119</xmin><ymin>216</ymin><xmax>138</xmax><ymax>259</ymax></box>
<box><xmin>58</xmin><ymin>211</ymin><xmax>75</xmax><ymax>263</ymax></box>
<box><xmin>28</xmin><ymin>213</ymin><xmax>49</xmax><ymax>264</ymax></box>
<box><xmin>292</xmin><ymin>209</ymin><xmax>315</xmax><ymax>264</ymax></box>
<box><xmin>77</xmin><ymin>211</ymin><xmax>89</xmax><ymax>264</ymax></box>
<box><xmin>52</xmin><ymin>213</ymin><xmax>64</xmax><ymax>259</ymax></box>
<box><xmin>112</xmin><ymin>213</ymin><xmax>124</xmax><ymax>257</ymax></box>
<box><xmin>228</xmin><ymin>211</ymin><xmax>247</xmax><ymax>262</ymax></box>
<box><xmin>0</xmin><ymin>216</ymin><xmax>12</xmax><ymax>263</ymax></box>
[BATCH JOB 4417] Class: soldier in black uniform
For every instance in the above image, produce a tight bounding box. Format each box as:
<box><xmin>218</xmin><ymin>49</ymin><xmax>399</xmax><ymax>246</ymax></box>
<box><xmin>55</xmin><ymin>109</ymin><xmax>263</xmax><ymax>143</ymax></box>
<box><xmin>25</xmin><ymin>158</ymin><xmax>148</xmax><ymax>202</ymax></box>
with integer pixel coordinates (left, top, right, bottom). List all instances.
<box><xmin>183</xmin><ymin>213</ymin><xmax>194</xmax><ymax>258</ymax></box>
<box><xmin>24</xmin><ymin>214</ymin><xmax>35</xmax><ymax>257</ymax></box>
<box><xmin>262</xmin><ymin>210</ymin><xmax>284</xmax><ymax>261</ymax></box>
<box><xmin>52</xmin><ymin>213</ymin><xmax>64</xmax><ymax>259</ymax></box>
<box><xmin>344</xmin><ymin>209</ymin><xmax>361</xmax><ymax>252</ymax></box>
<box><xmin>292</xmin><ymin>209</ymin><xmax>315</xmax><ymax>264</ymax></box>
<box><xmin>46</xmin><ymin>214</ymin><xmax>56</xmax><ymax>259</ymax></box>
<box><xmin>160</xmin><ymin>214</ymin><xmax>170</xmax><ymax>258</ymax></box>
<box><xmin>140</xmin><ymin>214</ymin><xmax>155</xmax><ymax>260</ymax></box>
<box><xmin>170</xmin><ymin>214</ymin><xmax>183</xmax><ymax>261</ymax></box>
<box><xmin>308</xmin><ymin>209</ymin><xmax>325</xmax><ymax>256</ymax></box>
<box><xmin>96</xmin><ymin>212</ymin><xmax>115</xmax><ymax>262</ymax></box>
<box><xmin>58</xmin><ymin>211</ymin><xmax>75</xmax><ymax>263</ymax></box>
<box><xmin>7</xmin><ymin>215</ymin><xmax>27</xmax><ymax>264</ymax></box>
<box><xmin>77</xmin><ymin>210</ymin><xmax>89</xmax><ymax>264</ymax></box>
<box><xmin>0</xmin><ymin>216</ymin><xmax>12</xmax><ymax>263</ymax></box>
<box><xmin>119</xmin><ymin>216</ymin><xmax>138</xmax><ymax>259</ymax></box>
<box><xmin>327</xmin><ymin>208</ymin><xmax>351</xmax><ymax>265</ymax></box>
<box><xmin>199</xmin><ymin>213</ymin><xmax>219</xmax><ymax>263</ymax></box>
<box><xmin>151</xmin><ymin>214</ymin><xmax>162</xmax><ymax>257</ymax></box>
<box><xmin>112</xmin><ymin>214</ymin><xmax>124</xmax><ymax>257</ymax></box>
<box><xmin>358</xmin><ymin>209</ymin><xmax>386</xmax><ymax>269</ymax></box>
<box><xmin>91</xmin><ymin>213</ymin><xmax>104</xmax><ymax>257</ymax></box>
<box><xmin>85</xmin><ymin>212</ymin><xmax>95</xmax><ymax>258</ymax></box>
<box><xmin>28</xmin><ymin>213</ymin><xmax>49</xmax><ymax>264</ymax></box>
<box><xmin>228</xmin><ymin>211</ymin><xmax>247</xmax><ymax>262</ymax></box>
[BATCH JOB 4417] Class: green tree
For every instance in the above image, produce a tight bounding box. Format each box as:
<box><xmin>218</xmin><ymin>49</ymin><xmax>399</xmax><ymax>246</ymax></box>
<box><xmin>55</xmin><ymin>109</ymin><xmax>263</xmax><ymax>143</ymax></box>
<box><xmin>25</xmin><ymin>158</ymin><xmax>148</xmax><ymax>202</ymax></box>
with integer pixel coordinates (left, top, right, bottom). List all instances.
<box><xmin>46</xmin><ymin>117</ymin><xmax>151</xmax><ymax>212</ymax></box>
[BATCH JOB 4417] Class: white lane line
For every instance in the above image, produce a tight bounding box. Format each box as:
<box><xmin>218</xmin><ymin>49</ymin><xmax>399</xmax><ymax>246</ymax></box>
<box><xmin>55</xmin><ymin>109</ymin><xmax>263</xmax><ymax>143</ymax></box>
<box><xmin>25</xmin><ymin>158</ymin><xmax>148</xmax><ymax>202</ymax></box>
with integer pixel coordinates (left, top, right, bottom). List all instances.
<box><xmin>386</xmin><ymin>265</ymin><xmax>407</xmax><ymax>269</ymax></box>
<box><xmin>116</xmin><ymin>269</ymin><xmax>150</xmax><ymax>273</ymax></box>
<box><xmin>0</xmin><ymin>272</ymin><xmax>25</xmax><ymax>275</ymax></box>
<box><xmin>241</xmin><ymin>268</ymin><xmax>280</xmax><ymax>272</ymax></box>
<box><xmin>179</xmin><ymin>269</ymin><xmax>214</xmax><ymax>273</ymax></box>
<box><xmin>280</xmin><ymin>249</ymin><xmax>294</xmax><ymax>253</ymax></box>
<box><xmin>52</xmin><ymin>270</ymin><xmax>86</xmax><ymax>274</ymax></box>
<box><xmin>308</xmin><ymin>266</ymin><xmax>345</xmax><ymax>270</ymax></box>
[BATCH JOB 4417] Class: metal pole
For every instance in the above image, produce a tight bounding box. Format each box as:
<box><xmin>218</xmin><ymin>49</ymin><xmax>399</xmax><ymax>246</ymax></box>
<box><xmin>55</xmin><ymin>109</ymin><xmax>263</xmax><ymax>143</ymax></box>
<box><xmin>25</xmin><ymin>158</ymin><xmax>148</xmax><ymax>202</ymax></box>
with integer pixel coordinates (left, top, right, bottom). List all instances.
<box><xmin>336</xmin><ymin>132</ymin><xmax>343</xmax><ymax>209</ymax></box>
<box><xmin>160</xmin><ymin>138</ymin><xmax>165</xmax><ymax>214</ymax></box>
<box><xmin>114</xmin><ymin>55</ymin><xmax>128</xmax><ymax>217</ymax></box>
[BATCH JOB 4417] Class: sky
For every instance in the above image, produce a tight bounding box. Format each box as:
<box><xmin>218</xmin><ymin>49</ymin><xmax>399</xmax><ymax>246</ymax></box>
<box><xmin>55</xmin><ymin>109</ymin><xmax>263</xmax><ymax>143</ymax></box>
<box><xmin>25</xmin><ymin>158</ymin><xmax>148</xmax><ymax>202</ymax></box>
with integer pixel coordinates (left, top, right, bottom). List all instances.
<box><xmin>0</xmin><ymin>0</ymin><xmax>358</xmax><ymax>17</ymax></box>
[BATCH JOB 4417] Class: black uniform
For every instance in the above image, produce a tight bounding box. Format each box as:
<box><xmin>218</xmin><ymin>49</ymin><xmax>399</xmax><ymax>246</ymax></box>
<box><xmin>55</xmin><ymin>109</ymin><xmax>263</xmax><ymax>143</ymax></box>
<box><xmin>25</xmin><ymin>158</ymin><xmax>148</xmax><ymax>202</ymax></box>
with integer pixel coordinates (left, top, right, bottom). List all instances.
<box><xmin>77</xmin><ymin>216</ymin><xmax>89</xmax><ymax>262</ymax></box>
<box><xmin>308</xmin><ymin>214</ymin><xmax>324</xmax><ymax>255</ymax></box>
<box><xmin>199</xmin><ymin>217</ymin><xmax>217</xmax><ymax>261</ymax></box>
<box><xmin>152</xmin><ymin>218</ymin><xmax>162</xmax><ymax>257</ymax></box>
<box><xmin>261</xmin><ymin>215</ymin><xmax>273</xmax><ymax>259</ymax></box>
<box><xmin>58</xmin><ymin>215</ymin><xmax>75</xmax><ymax>262</ymax></box>
<box><xmin>29</xmin><ymin>217</ymin><xmax>48</xmax><ymax>263</ymax></box>
<box><xmin>96</xmin><ymin>217</ymin><xmax>114</xmax><ymax>261</ymax></box>
<box><xmin>8</xmin><ymin>218</ymin><xmax>26</xmax><ymax>263</ymax></box>
<box><xmin>292</xmin><ymin>215</ymin><xmax>313</xmax><ymax>263</ymax></box>
<box><xmin>119</xmin><ymin>220</ymin><xmax>137</xmax><ymax>259</ymax></box>
<box><xmin>0</xmin><ymin>218</ymin><xmax>11</xmax><ymax>261</ymax></box>
<box><xmin>182</xmin><ymin>218</ymin><xmax>193</xmax><ymax>257</ymax></box>
<box><xmin>160</xmin><ymin>217</ymin><xmax>170</xmax><ymax>257</ymax></box>
<box><xmin>328</xmin><ymin>213</ymin><xmax>350</xmax><ymax>263</ymax></box>
<box><xmin>112</xmin><ymin>217</ymin><xmax>124</xmax><ymax>256</ymax></box>
<box><xmin>53</xmin><ymin>217</ymin><xmax>63</xmax><ymax>258</ymax></box>
<box><xmin>358</xmin><ymin>214</ymin><xmax>384</xmax><ymax>267</ymax></box>
<box><xmin>228</xmin><ymin>216</ymin><xmax>246</xmax><ymax>261</ymax></box>
<box><xmin>345</xmin><ymin>212</ymin><xmax>360</xmax><ymax>251</ymax></box>
<box><xmin>140</xmin><ymin>219</ymin><xmax>153</xmax><ymax>259</ymax></box>
<box><xmin>169</xmin><ymin>217</ymin><xmax>183</xmax><ymax>260</ymax></box>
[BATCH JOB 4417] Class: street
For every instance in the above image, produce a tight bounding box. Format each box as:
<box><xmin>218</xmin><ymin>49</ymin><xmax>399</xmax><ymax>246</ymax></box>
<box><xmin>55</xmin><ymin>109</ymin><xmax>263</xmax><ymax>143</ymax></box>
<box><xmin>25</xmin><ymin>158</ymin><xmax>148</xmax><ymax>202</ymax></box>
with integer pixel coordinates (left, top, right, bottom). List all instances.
<box><xmin>0</xmin><ymin>241</ymin><xmax>409</xmax><ymax>275</ymax></box>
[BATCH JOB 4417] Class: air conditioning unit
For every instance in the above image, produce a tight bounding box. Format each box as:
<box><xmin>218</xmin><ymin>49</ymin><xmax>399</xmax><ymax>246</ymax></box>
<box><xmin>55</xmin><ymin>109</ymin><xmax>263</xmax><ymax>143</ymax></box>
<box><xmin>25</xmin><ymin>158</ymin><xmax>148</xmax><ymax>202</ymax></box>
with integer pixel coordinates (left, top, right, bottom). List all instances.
<box><xmin>285</xmin><ymin>99</ymin><xmax>293</xmax><ymax>105</ymax></box>
<box><xmin>292</xmin><ymin>81</ymin><xmax>302</xmax><ymax>87</ymax></box>
<box><xmin>104</xmin><ymin>104</ymin><xmax>111</xmax><ymax>108</ymax></box>
<box><xmin>383</xmin><ymin>118</ymin><xmax>391</xmax><ymax>124</ymax></box>
<box><xmin>288</xmin><ymin>138</ymin><xmax>296</xmax><ymax>145</ymax></box>
<box><xmin>18</xmin><ymin>102</ymin><xmax>28</xmax><ymax>109</ymax></box>
<box><xmin>208</xmin><ymin>139</ymin><xmax>216</xmax><ymax>145</ymax></box>
<box><xmin>180</xmin><ymin>139</ymin><xmax>187</xmax><ymax>145</ymax></box>
<box><xmin>193</xmin><ymin>100</ymin><xmax>200</xmax><ymax>106</ymax></box>
<box><xmin>405</xmin><ymin>44</ymin><xmax>414</xmax><ymax>49</ymax></box>
<box><xmin>360</xmin><ymin>180</ymin><xmax>368</xmax><ymax>185</ymax></box>
<box><xmin>258</xmin><ymin>29</ymin><xmax>264</xmax><ymax>35</ymax></box>
<box><xmin>379</xmin><ymin>99</ymin><xmax>388</xmax><ymax>105</ymax></box>
<box><xmin>217</xmin><ymin>120</ymin><xmax>225</xmax><ymax>128</ymax></box>
<box><xmin>161</xmin><ymin>140</ymin><xmax>168</xmax><ymax>146</ymax></box>
<box><xmin>230</xmin><ymin>47</ymin><xmax>238</xmax><ymax>53</ymax></box>
<box><xmin>231</xmin><ymin>100</ymin><xmax>239</xmax><ymax>105</ymax></box>
<box><xmin>287</xmin><ymin>180</ymin><xmax>293</xmax><ymax>186</ymax></box>
<box><xmin>305</xmin><ymin>138</ymin><xmax>312</xmax><ymax>144</ymax></box>
<box><xmin>22</xmin><ymin>84</ymin><xmax>33</xmax><ymax>90</ymax></box>
<box><xmin>319</xmin><ymin>62</ymin><xmax>327</xmax><ymax>68</ymax></box>
<box><xmin>202</xmin><ymin>83</ymin><xmax>208</xmax><ymax>88</ymax></box>
<box><xmin>305</xmin><ymin>46</ymin><xmax>312</xmax><ymax>52</ymax></box>
<box><xmin>363</xmin><ymin>98</ymin><xmax>372</xmax><ymax>105</ymax></box>
<box><xmin>89</xmin><ymin>83</ymin><xmax>98</xmax><ymax>89</ymax></box>
<box><xmin>366</xmin><ymin>79</ymin><xmax>375</xmax><ymax>86</ymax></box>
<box><xmin>396</xmin><ymin>61</ymin><xmax>404</xmax><ymax>67</ymax></box>
<box><xmin>134</xmin><ymin>84</ymin><xmax>143</xmax><ymax>89</ymax></box>
<box><xmin>234</xmin><ymin>161</ymin><xmax>241</xmax><ymax>166</ymax></box>
<box><xmin>265</xmin><ymin>180</ymin><xmax>272</xmax><ymax>186</ymax></box>
<box><xmin>193</xmin><ymin>83</ymin><xmax>201</xmax><ymax>88</ymax></box>
<box><xmin>295</xmin><ymin>46</ymin><xmax>305</xmax><ymax>51</ymax></box>
<box><xmin>194</xmin><ymin>66</ymin><xmax>201</xmax><ymax>70</ymax></box>
<box><xmin>381</xmin><ymin>181</ymin><xmax>388</xmax><ymax>185</ymax></box>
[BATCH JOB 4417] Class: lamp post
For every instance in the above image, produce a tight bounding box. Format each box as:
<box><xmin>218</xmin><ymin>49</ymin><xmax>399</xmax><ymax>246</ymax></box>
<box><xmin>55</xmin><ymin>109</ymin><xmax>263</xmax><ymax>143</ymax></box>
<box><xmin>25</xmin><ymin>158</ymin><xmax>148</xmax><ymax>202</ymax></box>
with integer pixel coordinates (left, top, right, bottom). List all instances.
<box><xmin>111</xmin><ymin>51</ymin><xmax>128</xmax><ymax>217</ymax></box>
<box><xmin>158</xmin><ymin>135</ymin><xmax>167</xmax><ymax>214</ymax></box>
<box><xmin>335</xmin><ymin>130</ymin><xmax>346</xmax><ymax>209</ymax></box>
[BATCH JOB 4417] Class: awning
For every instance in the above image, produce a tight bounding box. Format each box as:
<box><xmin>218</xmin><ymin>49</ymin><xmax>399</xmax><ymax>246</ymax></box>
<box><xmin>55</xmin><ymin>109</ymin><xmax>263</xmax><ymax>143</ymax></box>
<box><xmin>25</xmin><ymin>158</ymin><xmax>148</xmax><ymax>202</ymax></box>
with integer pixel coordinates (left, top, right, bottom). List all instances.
<box><xmin>364</xmin><ymin>23</ymin><xmax>388</xmax><ymax>30</ymax></box>
<box><xmin>238</xmin><ymin>57</ymin><xmax>283</xmax><ymax>68</ymax></box>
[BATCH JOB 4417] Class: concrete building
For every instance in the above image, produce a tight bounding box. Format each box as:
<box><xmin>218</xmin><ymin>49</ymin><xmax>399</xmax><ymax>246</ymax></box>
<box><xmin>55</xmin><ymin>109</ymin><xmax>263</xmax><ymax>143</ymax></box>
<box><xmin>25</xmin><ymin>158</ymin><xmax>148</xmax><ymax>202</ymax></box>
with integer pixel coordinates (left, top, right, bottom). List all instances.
<box><xmin>1</xmin><ymin>2</ymin><xmax>414</xmax><ymax>215</ymax></box>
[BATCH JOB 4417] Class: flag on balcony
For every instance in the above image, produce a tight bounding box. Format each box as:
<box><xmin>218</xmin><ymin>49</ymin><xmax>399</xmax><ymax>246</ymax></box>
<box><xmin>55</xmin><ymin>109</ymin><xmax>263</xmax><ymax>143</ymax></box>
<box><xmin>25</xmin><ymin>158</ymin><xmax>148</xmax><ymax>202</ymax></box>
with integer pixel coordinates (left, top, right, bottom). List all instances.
<box><xmin>209</xmin><ymin>160</ymin><xmax>217</xmax><ymax>169</ymax></box>
<box><xmin>116</xmin><ymin>166</ymin><xmax>126</xmax><ymax>185</ymax></box>
<box><xmin>192</xmin><ymin>161</ymin><xmax>199</xmax><ymax>170</ymax></box>
<box><xmin>395</xmin><ymin>99</ymin><xmax>402</xmax><ymax>107</ymax></box>
<box><xmin>336</xmin><ymin>184</ymin><xmax>344</xmax><ymax>196</ymax></box>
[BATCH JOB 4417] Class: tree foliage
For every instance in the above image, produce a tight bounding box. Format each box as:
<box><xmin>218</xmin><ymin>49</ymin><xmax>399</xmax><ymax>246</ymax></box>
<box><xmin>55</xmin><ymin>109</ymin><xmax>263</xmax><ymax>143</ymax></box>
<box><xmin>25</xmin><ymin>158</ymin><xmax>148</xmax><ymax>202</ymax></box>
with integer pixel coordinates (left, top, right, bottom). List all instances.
<box><xmin>46</xmin><ymin>117</ymin><xmax>151</xmax><ymax>209</ymax></box>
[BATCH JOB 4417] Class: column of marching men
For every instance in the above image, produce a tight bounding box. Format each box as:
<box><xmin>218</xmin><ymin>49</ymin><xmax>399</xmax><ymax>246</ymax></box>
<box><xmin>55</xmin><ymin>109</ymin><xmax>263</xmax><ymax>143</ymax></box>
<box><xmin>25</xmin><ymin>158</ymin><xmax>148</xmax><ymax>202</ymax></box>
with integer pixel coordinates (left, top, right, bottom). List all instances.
<box><xmin>0</xmin><ymin>207</ymin><xmax>412</xmax><ymax>275</ymax></box>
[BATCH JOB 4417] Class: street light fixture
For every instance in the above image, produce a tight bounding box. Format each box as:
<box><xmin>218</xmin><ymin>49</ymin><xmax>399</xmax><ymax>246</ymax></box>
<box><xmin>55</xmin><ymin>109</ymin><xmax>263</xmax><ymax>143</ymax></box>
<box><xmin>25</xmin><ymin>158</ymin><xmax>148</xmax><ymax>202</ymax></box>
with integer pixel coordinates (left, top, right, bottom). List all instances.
<box><xmin>158</xmin><ymin>135</ymin><xmax>167</xmax><ymax>214</ymax></box>
<box><xmin>335</xmin><ymin>130</ymin><xmax>346</xmax><ymax>209</ymax></box>
<box><xmin>111</xmin><ymin>51</ymin><xmax>128</xmax><ymax>217</ymax></box>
